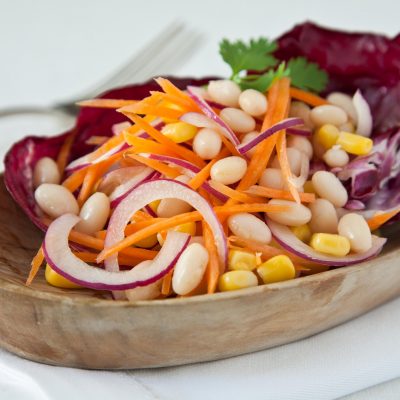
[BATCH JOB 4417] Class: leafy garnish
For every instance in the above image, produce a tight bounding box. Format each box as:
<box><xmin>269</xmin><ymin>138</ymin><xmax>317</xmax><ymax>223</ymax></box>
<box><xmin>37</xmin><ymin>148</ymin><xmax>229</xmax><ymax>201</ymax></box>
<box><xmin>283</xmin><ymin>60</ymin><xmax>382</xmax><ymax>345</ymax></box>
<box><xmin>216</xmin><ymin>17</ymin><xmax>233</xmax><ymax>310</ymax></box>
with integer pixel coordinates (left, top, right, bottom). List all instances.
<box><xmin>219</xmin><ymin>37</ymin><xmax>328</xmax><ymax>93</ymax></box>
<box><xmin>287</xmin><ymin>57</ymin><xmax>328</xmax><ymax>92</ymax></box>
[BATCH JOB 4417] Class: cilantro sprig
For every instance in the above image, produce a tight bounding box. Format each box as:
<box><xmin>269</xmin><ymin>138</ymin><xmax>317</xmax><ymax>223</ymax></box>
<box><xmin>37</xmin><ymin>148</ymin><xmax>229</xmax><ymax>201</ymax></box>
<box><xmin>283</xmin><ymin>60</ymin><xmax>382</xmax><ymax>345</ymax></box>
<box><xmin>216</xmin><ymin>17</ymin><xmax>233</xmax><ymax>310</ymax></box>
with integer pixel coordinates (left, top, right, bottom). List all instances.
<box><xmin>219</xmin><ymin>37</ymin><xmax>328</xmax><ymax>93</ymax></box>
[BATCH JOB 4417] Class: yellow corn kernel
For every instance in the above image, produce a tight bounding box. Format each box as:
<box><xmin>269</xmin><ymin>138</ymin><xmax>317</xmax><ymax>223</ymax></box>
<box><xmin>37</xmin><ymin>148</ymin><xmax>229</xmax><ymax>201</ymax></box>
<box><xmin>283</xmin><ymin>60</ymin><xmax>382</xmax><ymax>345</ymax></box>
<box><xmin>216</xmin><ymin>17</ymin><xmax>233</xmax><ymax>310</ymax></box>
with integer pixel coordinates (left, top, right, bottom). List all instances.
<box><xmin>303</xmin><ymin>180</ymin><xmax>316</xmax><ymax>194</ymax></box>
<box><xmin>228</xmin><ymin>250</ymin><xmax>258</xmax><ymax>271</ymax></box>
<box><xmin>157</xmin><ymin>221</ymin><xmax>197</xmax><ymax>245</ymax></box>
<box><xmin>161</xmin><ymin>122</ymin><xmax>197</xmax><ymax>143</ymax></box>
<box><xmin>310</xmin><ymin>233</ymin><xmax>350</xmax><ymax>256</ymax></box>
<box><xmin>218</xmin><ymin>270</ymin><xmax>258</xmax><ymax>292</ymax></box>
<box><xmin>135</xmin><ymin>234</ymin><xmax>159</xmax><ymax>248</ymax></box>
<box><xmin>257</xmin><ymin>255</ymin><xmax>296</xmax><ymax>284</ymax></box>
<box><xmin>148</xmin><ymin>200</ymin><xmax>160</xmax><ymax>214</ymax></box>
<box><xmin>45</xmin><ymin>264</ymin><xmax>82</xmax><ymax>289</ymax></box>
<box><xmin>336</xmin><ymin>131</ymin><xmax>373</xmax><ymax>155</ymax></box>
<box><xmin>291</xmin><ymin>224</ymin><xmax>312</xmax><ymax>243</ymax></box>
<box><xmin>315</xmin><ymin>124</ymin><xmax>340</xmax><ymax>149</ymax></box>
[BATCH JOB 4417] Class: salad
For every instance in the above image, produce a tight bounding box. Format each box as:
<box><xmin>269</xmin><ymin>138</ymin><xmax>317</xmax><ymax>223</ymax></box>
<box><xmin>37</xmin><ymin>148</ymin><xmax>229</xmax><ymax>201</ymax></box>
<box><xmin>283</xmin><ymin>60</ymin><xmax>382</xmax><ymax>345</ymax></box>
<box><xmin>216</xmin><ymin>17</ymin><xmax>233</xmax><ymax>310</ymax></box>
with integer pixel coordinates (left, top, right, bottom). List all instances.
<box><xmin>5</xmin><ymin>23</ymin><xmax>400</xmax><ymax>301</ymax></box>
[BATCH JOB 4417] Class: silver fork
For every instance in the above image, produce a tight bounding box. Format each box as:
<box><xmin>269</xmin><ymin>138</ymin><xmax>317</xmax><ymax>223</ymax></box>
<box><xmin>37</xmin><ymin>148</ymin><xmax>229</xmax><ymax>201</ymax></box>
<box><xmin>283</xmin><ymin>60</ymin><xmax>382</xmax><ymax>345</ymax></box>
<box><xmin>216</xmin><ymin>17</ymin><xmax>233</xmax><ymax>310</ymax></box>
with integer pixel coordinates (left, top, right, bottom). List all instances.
<box><xmin>0</xmin><ymin>23</ymin><xmax>202</xmax><ymax>118</ymax></box>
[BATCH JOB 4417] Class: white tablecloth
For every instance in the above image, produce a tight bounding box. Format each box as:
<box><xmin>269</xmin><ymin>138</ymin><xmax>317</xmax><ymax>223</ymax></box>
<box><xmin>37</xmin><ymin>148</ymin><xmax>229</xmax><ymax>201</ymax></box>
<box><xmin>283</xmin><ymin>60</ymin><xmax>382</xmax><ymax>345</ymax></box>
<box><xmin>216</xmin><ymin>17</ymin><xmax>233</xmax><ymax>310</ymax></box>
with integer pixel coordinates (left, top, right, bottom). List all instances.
<box><xmin>1</xmin><ymin>1</ymin><xmax>400</xmax><ymax>398</ymax></box>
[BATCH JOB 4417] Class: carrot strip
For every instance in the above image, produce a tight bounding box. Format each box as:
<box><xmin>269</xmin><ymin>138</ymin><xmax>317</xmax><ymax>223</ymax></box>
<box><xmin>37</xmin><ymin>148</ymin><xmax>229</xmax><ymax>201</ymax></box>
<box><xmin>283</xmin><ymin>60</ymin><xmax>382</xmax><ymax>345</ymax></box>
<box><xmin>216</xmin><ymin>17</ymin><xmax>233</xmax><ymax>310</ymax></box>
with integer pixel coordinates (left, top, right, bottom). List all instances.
<box><xmin>245</xmin><ymin>185</ymin><xmax>315</xmax><ymax>203</ymax></box>
<box><xmin>26</xmin><ymin>246</ymin><xmax>44</xmax><ymax>285</ymax></box>
<box><xmin>77</xmin><ymin>165</ymin><xmax>98</xmax><ymax>206</ymax></box>
<box><xmin>95</xmin><ymin>218</ymin><xmax>165</xmax><ymax>239</ymax></box>
<box><xmin>96</xmin><ymin>203</ymin><xmax>289</xmax><ymax>262</ymax></box>
<box><xmin>161</xmin><ymin>270</ymin><xmax>173</xmax><ymax>296</ymax></box>
<box><xmin>209</xmin><ymin>180</ymin><xmax>264</xmax><ymax>204</ymax></box>
<box><xmin>77</xmin><ymin>99</ymin><xmax>138</xmax><ymax>109</ymax></box>
<box><xmin>220</xmin><ymin>134</ymin><xmax>241</xmax><ymax>156</ymax></box>
<box><xmin>203</xmin><ymin>222</ymin><xmax>222</xmax><ymax>294</ymax></box>
<box><xmin>85</xmin><ymin>136</ymin><xmax>109</xmax><ymax>146</ymax></box>
<box><xmin>73</xmin><ymin>251</ymin><xmax>142</xmax><ymax>266</ymax></box>
<box><xmin>367</xmin><ymin>208</ymin><xmax>400</xmax><ymax>231</ymax></box>
<box><xmin>119</xmin><ymin>103</ymin><xmax>184</xmax><ymax>120</ymax></box>
<box><xmin>155</xmin><ymin>77</ymin><xmax>200</xmax><ymax>111</ymax></box>
<box><xmin>126</xmin><ymin>153</ymin><xmax>181</xmax><ymax>178</ymax></box>
<box><xmin>62</xmin><ymin>166</ymin><xmax>89</xmax><ymax>192</ymax></box>
<box><xmin>124</xmin><ymin>136</ymin><xmax>180</xmax><ymax>158</ymax></box>
<box><xmin>289</xmin><ymin>87</ymin><xmax>329</xmax><ymax>107</ymax></box>
<box><xmin>149</xmin><ymin>91</ymin><xmax>198</xmax><ymax>112</ymax></box>
<box><xmin>131</xmin><ymin>210</ymin><xmax>155</xmax><ymax>222</ymax></box>
<box><xmin>121</xmin><ymin>113</ymin><xmax>206</xmax><ymax>167</ymax></box>
<box><xmin>57</xmin><ymin>130</ymin><xmax>76</xmax><ymax>174</ymax></box>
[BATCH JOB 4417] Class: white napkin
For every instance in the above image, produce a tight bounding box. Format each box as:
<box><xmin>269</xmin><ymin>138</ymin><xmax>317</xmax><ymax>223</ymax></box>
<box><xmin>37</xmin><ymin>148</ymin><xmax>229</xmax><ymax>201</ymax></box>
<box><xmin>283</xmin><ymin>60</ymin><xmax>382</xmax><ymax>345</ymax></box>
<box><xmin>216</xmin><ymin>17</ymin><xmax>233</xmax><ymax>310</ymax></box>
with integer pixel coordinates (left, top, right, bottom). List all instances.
<box><xmin>1</xmin><ymin>296</ymin><xmax>400</xmax><ymax>400</ymax></box>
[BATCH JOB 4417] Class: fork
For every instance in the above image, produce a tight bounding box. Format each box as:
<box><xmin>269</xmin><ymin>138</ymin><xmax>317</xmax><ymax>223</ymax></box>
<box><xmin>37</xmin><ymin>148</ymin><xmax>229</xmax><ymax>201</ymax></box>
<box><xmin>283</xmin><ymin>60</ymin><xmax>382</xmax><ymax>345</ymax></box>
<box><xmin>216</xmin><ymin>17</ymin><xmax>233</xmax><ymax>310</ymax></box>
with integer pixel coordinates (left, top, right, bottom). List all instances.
<box><xmin>0</xmin><ymin>23</ymin><xmax>202</xmax><ymax>118</ymax></box>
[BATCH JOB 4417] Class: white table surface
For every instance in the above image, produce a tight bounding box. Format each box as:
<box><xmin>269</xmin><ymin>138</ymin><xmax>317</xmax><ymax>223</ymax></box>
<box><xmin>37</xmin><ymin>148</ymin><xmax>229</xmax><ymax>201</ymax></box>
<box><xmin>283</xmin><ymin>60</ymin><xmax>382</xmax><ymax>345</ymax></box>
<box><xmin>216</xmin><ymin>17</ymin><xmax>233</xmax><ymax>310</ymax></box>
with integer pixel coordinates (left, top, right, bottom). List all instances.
<box><xmin>1</xmin><ymin>1</ymin><xmax>400</xmax><ymax>399</ymax></box>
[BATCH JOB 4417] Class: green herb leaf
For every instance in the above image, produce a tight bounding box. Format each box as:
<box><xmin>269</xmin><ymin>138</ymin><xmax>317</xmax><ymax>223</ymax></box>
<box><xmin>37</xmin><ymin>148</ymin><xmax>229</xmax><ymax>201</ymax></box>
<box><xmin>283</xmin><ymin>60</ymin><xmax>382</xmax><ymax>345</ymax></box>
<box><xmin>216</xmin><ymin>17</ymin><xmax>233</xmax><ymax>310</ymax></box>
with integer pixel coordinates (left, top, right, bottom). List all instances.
<box><xmin>219</xmin><ymin>38</ymin><xmax>278</xmax><ymax>77</ymax></box>
<box><xmin>287</xmin><ymin>57</ymin><xmax>328</xmax><ymax>92</ymax></box>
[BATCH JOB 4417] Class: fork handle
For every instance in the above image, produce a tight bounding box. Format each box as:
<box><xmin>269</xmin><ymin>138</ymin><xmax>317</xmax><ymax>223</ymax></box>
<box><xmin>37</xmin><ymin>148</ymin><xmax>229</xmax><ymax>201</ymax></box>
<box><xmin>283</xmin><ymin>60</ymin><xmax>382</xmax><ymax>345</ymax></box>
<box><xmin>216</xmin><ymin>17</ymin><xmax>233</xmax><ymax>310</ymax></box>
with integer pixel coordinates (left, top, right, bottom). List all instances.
<box><xmin>0</xmin><ymin>103</ymin><xmax>79</xmax><ymax>118</ymax></box>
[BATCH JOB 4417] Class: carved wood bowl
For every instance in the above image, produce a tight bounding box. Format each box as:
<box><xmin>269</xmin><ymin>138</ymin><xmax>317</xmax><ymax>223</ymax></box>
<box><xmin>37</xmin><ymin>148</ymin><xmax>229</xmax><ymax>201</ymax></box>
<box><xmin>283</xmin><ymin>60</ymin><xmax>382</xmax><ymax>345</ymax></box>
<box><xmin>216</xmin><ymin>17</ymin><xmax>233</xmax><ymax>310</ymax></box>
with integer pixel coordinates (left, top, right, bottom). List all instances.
<box><xmin>1</xmin><ymin>174</ymin><xmax>399</xmax><ymax>369</ymax></box>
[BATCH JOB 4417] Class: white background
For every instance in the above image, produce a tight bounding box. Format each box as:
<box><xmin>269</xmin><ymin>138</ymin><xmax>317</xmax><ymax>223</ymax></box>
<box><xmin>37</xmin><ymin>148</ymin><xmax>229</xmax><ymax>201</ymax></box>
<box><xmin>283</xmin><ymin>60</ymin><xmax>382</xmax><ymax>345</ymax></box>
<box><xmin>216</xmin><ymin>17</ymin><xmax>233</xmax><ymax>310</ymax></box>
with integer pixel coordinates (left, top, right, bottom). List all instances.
<box><xmin>1</xmin><ymin>0</ymin><xmax>400</xmax><ymax>399</ymax></box>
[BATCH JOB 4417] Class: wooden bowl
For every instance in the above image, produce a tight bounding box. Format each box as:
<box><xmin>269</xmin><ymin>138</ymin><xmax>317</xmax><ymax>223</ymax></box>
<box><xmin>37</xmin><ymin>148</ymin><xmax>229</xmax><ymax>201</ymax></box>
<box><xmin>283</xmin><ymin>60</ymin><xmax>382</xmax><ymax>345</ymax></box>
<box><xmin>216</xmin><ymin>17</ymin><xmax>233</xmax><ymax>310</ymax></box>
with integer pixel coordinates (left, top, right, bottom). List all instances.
<box><xmin>1</xmin><ymin>174</ymin><xmax>399</xmax><ymax>370</ymax></box>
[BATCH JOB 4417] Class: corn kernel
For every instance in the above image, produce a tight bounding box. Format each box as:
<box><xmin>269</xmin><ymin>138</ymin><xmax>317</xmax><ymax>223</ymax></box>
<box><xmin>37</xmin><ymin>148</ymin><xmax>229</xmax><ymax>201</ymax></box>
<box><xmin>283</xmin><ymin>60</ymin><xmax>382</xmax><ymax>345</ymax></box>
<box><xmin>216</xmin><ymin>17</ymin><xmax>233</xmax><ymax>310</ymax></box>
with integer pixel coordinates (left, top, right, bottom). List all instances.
<box><xmin>303</xmin><ymin>180</ymin><xmax>316</xmax><ymax>194</ymax></box>
<box><xmin>157</xmin><ymin>221</ymin><xmax>197</xmax><ymax>245</ymax></box>
<box><xmin>228</xmin><ymin>250</ymin><xmax>258</xmax><ymax>271</ymax></box>
<box><xmin>45</xmin><ymin>264</ymin><xmax>82</xmax><ymax>289</ymax></box>
<box><xmin>218</xmin><ymin>270</ymin><xmax>258</xmax><ymax>292</ymax></box>
<box><xmin>257</xmin><ymin>255</ymin><xmax>296</xmax><ymax>284</ymax></box>
<box><xmin>315</xmin><ymin>124</ymin><xmax>340</xmax><ymax>149</ymax></box>
<box><xmin>310</xmin><ymin>233</ymin><xmax>350</xmax><ymax>256</ymax></box>
<box><xmin>161</xmin><ymin>122</ymin><xmax>197</xmax><ymax>143</ymax></box>
<box><xmin>336</xmin><ymin>131</ymin><xmax>373</xmax><ymax>155</ymax></box>
<box><xmin>291</xmin><ymin>224</ymin><xmax>312</xmax><ymax>243</ymax></box>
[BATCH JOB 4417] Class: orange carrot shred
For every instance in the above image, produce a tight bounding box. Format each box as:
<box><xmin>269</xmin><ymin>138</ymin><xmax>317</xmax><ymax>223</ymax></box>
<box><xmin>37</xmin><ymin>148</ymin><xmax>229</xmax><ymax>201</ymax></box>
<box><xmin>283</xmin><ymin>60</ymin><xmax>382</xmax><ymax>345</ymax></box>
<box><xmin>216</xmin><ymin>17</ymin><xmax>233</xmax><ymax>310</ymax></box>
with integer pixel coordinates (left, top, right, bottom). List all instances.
<box><xmin>119</xmin><ymin>103</ymin><xmax>184</xmax><ymax>120</ymax></box>
<box><xmin>245</xmin><ymin>185</ymin><xmax>315</xmax><ymax>203</ymax></box>
<box><xmin>26</xmin><ymin>245</ymin><xmax>44</xmax><ymax>285</ymax></box>
<box><xmin>77</xmin><ymin>99</ymin><xmax>138</xmax><ymax>109</ymax></box>
<box><xmin>124</xmin><ymin>136</ymin><xmax>180</xmax><ymax>158</ymax></box>
<box><xmin>209</xmin><ymin>180</ymin><xmax>264</xmax><ymax>204</ymax></box>
<box><xmin>289</xmin><ymin>87</ymin><xmax>329</xmax><ymax>107</ymax></box>
<box><xmin>220</xmin><ymin>134</ymin><xmax>241</xmax><ymax>156</ymax></box>
<box><xmin>203</xmin><ymin>222</ymin><xmax>222</xmax><ymax>293</ymax></box>
<box><xmin>57</xmin><ymin>130</ymin><xmax>76</xmax><ymax>174</ymax></box>
<box><xmin>85</xmin><ymin>136</ymin><xmax>109</xmax><ymax>146</ymax></box>
<box><xmin>126</xmin><ymin>153</ymin><xmax>181</xmax><ymax>178</ymax></box>
<box><xmin>161</xmin><ymin>270</ymin><xmax>173</xmax><ymax>296</ymax></box>
<box><xmin>62</xmin><ymin>166</ymin><xmax>89</xmax><ymax>192</ymax></box>
<box><xmin>367</xmin><ymin>208</ymin><xmax>400</xmax><ymax>231</ymax></box>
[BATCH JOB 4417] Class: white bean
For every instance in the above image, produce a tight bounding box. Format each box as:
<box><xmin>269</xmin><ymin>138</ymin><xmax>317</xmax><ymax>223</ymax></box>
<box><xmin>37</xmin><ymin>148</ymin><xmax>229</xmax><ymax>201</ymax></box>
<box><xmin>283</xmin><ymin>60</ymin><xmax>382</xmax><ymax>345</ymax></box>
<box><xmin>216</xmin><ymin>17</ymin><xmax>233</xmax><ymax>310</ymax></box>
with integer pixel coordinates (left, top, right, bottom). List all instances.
<box><xmin>312</xmin><ymin>171</ymin><xmax>348</xmax><ymax>207</ymax></box>
<box><xmin>207</xmin><ymin>80</ymin><xmax>241</xmax><ymax>107</ymax></box>
<box><xmin>338</xmin><ymin>213</ymin><xmax>372</xmax><ymax>253</ymax></box>
<box><xmin>271</xmin><ymin>147</ymin><xmax>303</xmax><ymax>176</ymax></box>
<box><xmin>241</xmin><ymin>131</ymin><xmax>259</xmax><ymax>157</ymax></box>
<box><xmin>287</xmin><ymin>136</ymin><xmax>313</xmax><ymax>160</ymax></box>
<box><xmin>192</xmin><ymin>128</ymin><xmax>222</xmax><ymax>159</ymax></box>
<box><xmin>323</xmin><ymin>146</ymin><xmax>350</xmax><ymax>168</ymax></box>
<box><xmin>227</xmin><ymin>213</ymin><xmax>271</xmax><ymax>244</ymax></box>
<box><xmin>210</xmin><ymin>156</ymin><xmax>247</xmax><ymax>185</ymax></box>
<box><xmin>238</xmin><ymin>89</ymin><xmax>268</xmax><ymax>116</ymax></box>
<box><xmin>172</xmin><ymin>243</ymin><xmax>209</xmax><ymax>295</ymax></box>
<box><xmin>259</xmin><ymin>168</ymin><xmax>285</xmax><ymax>190</ymax></box>
<box><xmin>125</xmin><ymin>261</ymin><xmax>162</xmax><ymax>301</ymax></box>
<box><xmin>327</xmin><ymin>92</ymin><xmax>357</xmax><ymax>122</ymax></box>
<box><xmin>33</xmin><ymin>157</ymin><xmax>61</xmax><ymax>188</ymax></box>
<box><xmin>220</xmin><ymin>108</ymin><xmax>256</xmax><ymax>133</ymax></box>
<box><xmin>75</xmin><ymin>192</ymin><xmax>110</xmax><ymax>234</ymax></box>
<box><xmin>309</xmin><ymin>199</ymin><xmax>338</xmax><ymax>234</ymax></box>
<box><xmin>310</xmin><ymin>105</ymin><xmax>348</xmax><ymax>127</ymax></box>
<box><xmin>267</xmin><ymin>199</ymin><xmax>312</xmax><ymax>226</ymax></box>
<box><xmin>289</xmin><ymin>101</ymin><xmax>314</xmax><ymax>129</ymax></box>
<box><xmin>34</xmin><ymin>183</ymin><xmax>79</xmax><ymax>218</ymax></box>
<box><xmin>157</xmin><ymin>175</ymin><xmax>192</xmax><ymax>217</ymax></box>
<box><xmin>312</xmin><ymin>135</ymin><xmax>327</xmax><ymax>159</ymax></box>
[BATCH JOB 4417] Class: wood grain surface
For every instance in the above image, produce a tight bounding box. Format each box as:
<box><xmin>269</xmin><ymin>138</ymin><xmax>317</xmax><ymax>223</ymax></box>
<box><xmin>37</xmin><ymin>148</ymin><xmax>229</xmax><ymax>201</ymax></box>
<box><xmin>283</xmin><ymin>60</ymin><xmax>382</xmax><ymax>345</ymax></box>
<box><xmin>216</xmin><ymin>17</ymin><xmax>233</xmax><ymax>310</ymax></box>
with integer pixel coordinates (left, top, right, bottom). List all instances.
<box><xmin>1</xmin><ymin>174</ymin><xmax>400</xmax><ymax>369</ymax></box>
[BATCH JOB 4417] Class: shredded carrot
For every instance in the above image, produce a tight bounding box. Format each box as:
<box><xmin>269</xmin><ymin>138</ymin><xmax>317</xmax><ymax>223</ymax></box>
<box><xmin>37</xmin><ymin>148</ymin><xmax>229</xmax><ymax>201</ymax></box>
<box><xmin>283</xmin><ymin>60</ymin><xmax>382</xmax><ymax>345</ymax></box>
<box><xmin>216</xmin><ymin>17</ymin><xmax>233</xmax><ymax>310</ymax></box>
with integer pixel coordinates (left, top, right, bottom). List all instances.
<box><xmin>149</xmin><ymin>91</ymin><xmax>199</xmax><ymax>112</ymax></box>
<box><xmin>220</xmin><ymin>134</ymin><xmax>241</xmax><ymax>156</ymax></box>
<box><xmin>126</xmin><ymin>153</ymin><xmax>181</xmax><ymax>178</ymax></box>
<box><xmin>119</xmin><ymin>103</ymin><xmax>184</xmax><ymax>120</ymax></box>
<box><xmin>289</xmin><ymin>87</ymin><xmax>329</xmax><ymax>107</ymax></box>
<box><xmin>77</xmin><ymin>165</ymin><xmax>99</xmax><ymax>206</ymax></box>
<box><xmin>121</xmin><ymin>113</ymin><xmax>206</xmax><ymax>168</ymax></box>
<box><xmin>26</xmin><ymin>246</ymin><xmax>44</xmax><ymax>285</ymax></box>
<box><xmin>155</xmin><ymin>77</ymin><xmax>200</xmax><ymax>111</ymax></box>
<box><xmin>245</xmin><ymin>185</ymin><xmax>315</xmax><ymax>203</ymax></box>
<box><xmin>73</xmin><ymin>251</ymin><xmax>142</xmax><ymax>266</ymax></box>
<box><xmin>97</xmin><ymin>203</ymin><xmax>289</xmax><ymax>262</ymax></box>
<box><xmin>57</xmin><ymin>130</ymin><xmax>76</xmax><ymax>174</ymax></box>
<box><xmin>95</xmin><ymin>218</ymin><xmax>165</xmax><ymax>238</ymax></box>
<box><xmin>367</xmin><ymin>208</ymin><xmax>400</xmax><ymax>231</ymax></box>
<box><xmin>209</xmin><ymin>180</ymin><xmax>264</xmax><ymax>204</ymax></box>
<box><xmin>203</xmin><ymin>222</ymin><xmax>222</xmax><ymax>294</ymax></box>
<box><xmin>85</xmin><ymin>136</ymin><xmax>109</xmax><ymax>146</ymax></box>
<box><xmin>161</xmin><ymin>270</ymin><xmax>173</xmax><ymax>296</ymax></box>
<box><xmin>131</xmin><ymin>210</ymin><xmax>155</xmax><ymax>222</ymax></box>
<box><xmin>124</xmin><ymin>136</ymin><xmax>180</xmax><ymax>158</ymax></box>
<box><xmin>62</xmin><ymin>166</ymin><xmax>89</xmax><ymax>192</ymax></box>
<box><xmin>77</xmin><ymin>99</ymin><xmax>138</xmax><ymax>109</ymax></box>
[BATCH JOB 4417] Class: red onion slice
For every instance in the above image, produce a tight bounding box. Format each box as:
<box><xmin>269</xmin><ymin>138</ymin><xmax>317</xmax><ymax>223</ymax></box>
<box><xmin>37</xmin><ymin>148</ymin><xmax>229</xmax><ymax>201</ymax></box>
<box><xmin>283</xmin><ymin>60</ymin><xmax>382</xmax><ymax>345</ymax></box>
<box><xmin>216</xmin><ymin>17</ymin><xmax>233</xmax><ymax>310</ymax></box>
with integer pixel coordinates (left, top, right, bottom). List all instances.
<box><xmin>186</xmin><ymin>86</ymin><xmax>240</xmax><ymax>146</ymax></box>
<box><xmin>353</xmin><ymin>90</ymin><xmax>372</xmax><ymax>137</ymax></box>
<box><xmin>109</xmin><ymin>168</ymin><xmax>158</xmax><ymax>208</ymax></box>
<box><xmin>144</xmin><ymin>153</ymin><xmax>228</xmax><ymax>202</ymax></box>
<box><xmin>237</xmin><ymin>118</ymin><xmax>303</xmax><ymax>155</ymax></box>
<box><xmin>286</xmin><ymin>127</ymin><xmax>312</xmax><ymax>137</ymax></box>
<box><xmin>104</xmin><ymin>179</ymin><xmax>227</xmax><ymax>274</ymax></box>
<box><xmin>266</xmin><ymin>218</ymin><xmax>386</xmax><ymax>266</ymax></box>
<box><xmin>43</xmin><ymin>213</ymin><xmax>190</xmax><ymax>290</ymax></box>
